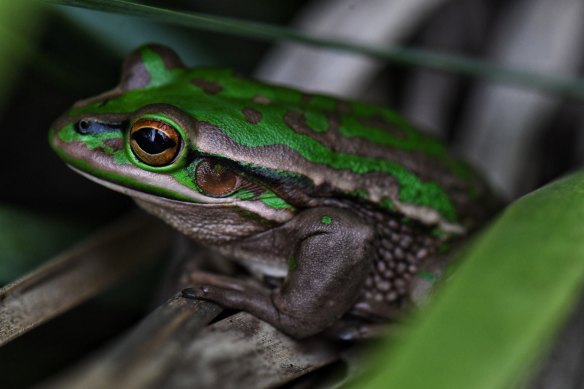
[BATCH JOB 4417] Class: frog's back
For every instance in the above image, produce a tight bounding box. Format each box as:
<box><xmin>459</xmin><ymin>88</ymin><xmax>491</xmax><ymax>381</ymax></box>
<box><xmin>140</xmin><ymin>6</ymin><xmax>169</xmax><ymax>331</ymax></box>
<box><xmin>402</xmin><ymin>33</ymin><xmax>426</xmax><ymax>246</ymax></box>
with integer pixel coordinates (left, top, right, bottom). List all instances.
<box><xmin>179</xmin><ymin>68</ymin><xmax>490</xmax><ymax>232</ymax></box>
<box><xmin>69</xmin><ymin>44</ymin><xmax>491</xmax><ymax>232</ymax></box>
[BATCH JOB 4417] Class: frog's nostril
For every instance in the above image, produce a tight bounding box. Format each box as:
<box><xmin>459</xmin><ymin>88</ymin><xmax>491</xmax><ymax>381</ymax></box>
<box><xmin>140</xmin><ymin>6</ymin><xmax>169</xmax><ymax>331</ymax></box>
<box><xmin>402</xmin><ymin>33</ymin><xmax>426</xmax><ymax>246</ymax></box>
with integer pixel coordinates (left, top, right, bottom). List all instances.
<box><xmin>78</xmin><ymin>120</ymin><xmax>90</xmax><ymax>132</ymax></box>
<box><xmin>75</xmin><ymin>119</ymin><xmax>92</xmax><ymax>134</ymax></box>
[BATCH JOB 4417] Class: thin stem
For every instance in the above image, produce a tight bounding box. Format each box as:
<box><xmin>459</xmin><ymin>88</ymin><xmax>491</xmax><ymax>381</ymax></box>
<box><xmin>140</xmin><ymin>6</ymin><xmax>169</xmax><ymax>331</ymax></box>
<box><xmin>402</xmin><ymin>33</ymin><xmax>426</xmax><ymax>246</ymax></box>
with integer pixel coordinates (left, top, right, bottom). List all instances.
<box><xmin>42</xmin><ymin>0</ymin><xmax>584</xmax><ymax>100</ymax></box>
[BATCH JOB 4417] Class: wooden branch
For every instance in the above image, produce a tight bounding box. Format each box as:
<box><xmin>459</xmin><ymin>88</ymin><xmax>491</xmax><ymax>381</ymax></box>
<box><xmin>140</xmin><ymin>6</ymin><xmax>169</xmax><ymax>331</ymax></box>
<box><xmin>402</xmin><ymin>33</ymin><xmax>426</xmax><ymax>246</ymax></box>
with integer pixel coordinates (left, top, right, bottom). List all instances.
<box><xmin>0</xmin><ymin>212</ymin><xmax>173</xmax><ymax>346</ymax></box>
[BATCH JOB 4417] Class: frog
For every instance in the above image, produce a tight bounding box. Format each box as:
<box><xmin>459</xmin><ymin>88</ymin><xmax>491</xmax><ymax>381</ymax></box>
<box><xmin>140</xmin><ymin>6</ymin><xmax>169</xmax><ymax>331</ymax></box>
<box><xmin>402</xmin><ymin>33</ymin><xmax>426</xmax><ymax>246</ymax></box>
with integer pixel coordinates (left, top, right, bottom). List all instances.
<box><xmin>49</xmin><ymin>44</ymin><xmax>493</xmax><ymax>339</ymax></box>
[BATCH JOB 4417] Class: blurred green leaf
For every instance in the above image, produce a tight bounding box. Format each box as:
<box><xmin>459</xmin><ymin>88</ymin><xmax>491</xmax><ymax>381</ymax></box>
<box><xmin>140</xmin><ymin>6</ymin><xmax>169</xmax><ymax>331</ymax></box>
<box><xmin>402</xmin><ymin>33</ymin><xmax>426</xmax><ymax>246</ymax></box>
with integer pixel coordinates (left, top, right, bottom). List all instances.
<box><xmin>363</xmin><ymin>172</ymin><xmax>584</xmax><ymax>388</ymax></box>
<box><xmin>0</xmin><ymin>0</ymin><xmax>42</xmax><ymax>106</ymax></box>
<box><xmin>0</xmin><ymin>205</ymin><xmax>94</xmax><ymax>282</ymax></box>
<box><xmin>42</xmin><ymin>0</ymin><xmax>584</xmax><ymax>100</ymax></box>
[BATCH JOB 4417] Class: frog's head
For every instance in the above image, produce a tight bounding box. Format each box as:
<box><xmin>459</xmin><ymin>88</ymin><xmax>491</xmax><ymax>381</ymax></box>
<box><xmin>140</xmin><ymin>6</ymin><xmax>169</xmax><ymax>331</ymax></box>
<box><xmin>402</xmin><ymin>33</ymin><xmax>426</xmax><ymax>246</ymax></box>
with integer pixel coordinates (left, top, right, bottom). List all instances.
<box><xmin>50</xmin><ymin>44</ymin><xmax>301</xmax><ymax>243</ymax></box>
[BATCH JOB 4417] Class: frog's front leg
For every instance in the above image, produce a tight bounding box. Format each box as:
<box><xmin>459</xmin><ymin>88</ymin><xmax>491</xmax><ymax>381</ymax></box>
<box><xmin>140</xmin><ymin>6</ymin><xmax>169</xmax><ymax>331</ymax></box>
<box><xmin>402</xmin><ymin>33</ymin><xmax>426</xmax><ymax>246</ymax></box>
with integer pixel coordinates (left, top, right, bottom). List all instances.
<box><xmin>191</xmin><ymin>208</ymin><xmax>375</xmax><ymax>338</ymax></box>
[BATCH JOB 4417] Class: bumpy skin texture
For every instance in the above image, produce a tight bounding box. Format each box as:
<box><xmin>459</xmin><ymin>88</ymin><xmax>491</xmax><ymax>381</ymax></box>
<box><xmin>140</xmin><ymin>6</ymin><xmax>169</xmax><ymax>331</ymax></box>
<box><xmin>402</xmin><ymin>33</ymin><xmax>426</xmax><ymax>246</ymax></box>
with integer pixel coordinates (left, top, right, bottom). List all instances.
<box><xmin>50</xmin><ymin>44</ymin><xmax>492</xmax><ymax>338</ymax></box>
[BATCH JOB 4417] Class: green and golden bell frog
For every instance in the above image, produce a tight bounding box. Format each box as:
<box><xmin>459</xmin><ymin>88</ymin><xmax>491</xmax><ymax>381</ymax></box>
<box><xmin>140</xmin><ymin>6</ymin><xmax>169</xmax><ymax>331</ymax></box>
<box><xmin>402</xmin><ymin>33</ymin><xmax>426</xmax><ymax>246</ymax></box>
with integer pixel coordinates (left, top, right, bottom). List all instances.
<box><xmin>50</xmin><ymin>44</ymin><xmax>492</xmax><ymax>338</ymax></box>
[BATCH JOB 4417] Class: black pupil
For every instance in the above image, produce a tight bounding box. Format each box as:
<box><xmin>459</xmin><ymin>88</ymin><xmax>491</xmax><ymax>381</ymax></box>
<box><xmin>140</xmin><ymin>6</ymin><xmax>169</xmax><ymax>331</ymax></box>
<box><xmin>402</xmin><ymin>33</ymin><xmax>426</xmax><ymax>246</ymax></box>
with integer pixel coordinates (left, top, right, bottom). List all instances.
<box><xmin>132</xmin><ymin>128</ymin><xmax>176</xmax><ymax>154</ymax></box>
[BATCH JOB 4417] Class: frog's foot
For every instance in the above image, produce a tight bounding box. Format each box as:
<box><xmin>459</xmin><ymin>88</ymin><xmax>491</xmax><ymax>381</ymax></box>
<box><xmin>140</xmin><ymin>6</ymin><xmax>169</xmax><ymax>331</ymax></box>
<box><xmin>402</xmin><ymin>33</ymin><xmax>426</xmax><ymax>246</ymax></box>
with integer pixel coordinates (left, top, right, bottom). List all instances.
<box><xmin>185</xmin><ymin>207</ymin><xmax>376</xmax><ymax>339</ymax></box>
<box><xmin>185</xmin><ymin>282</ymin><xmax>376</xmax><ymax>339</ymax></box>
<box><xmin>183</xmin><ymin>272</ymin><xmax>313</xmax><ymax>336</ymax></box>
<box><xmin>181</xmin><ymin>282</ymin><xmax>288</xmax><ymax>333</ymax></box>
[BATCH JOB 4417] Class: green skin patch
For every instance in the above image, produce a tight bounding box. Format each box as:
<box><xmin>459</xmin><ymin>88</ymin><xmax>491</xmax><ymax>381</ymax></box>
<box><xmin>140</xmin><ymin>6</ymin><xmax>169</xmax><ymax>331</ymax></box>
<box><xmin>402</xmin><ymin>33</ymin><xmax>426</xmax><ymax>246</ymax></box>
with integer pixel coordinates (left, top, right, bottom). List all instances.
<box><xmin>288</xmin><ymin>257</ymin><xmax>298</xmax><ymax>271</ymax></box>
<box><xmin>55</xmin><ymin>45</ymin><xmax>483</xmax><ymax>224</ymax></box>
<box><xmin>321</xmin><ymin>215</ymin><xmax>333</xmax><ymax>225</ymax></box>
<box><xmin>417</xmin><ymin>270</ymin><xmax>437</xmax><ymax>283</ymax></box>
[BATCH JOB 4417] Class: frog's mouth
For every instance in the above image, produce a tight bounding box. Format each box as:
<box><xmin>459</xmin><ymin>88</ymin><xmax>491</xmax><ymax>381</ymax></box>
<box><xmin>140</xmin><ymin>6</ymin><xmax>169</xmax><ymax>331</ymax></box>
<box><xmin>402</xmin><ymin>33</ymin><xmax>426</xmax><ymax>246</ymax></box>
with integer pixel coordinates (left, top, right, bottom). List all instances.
<box><xmin>69</xmin><ymin>166</ymin><xmax>295</xmax><ymax>224</ymax></box>
<box><xmin>70</xmin><ymin>166</ymin><xmax>210</xmax><ymax>208</ymax></box>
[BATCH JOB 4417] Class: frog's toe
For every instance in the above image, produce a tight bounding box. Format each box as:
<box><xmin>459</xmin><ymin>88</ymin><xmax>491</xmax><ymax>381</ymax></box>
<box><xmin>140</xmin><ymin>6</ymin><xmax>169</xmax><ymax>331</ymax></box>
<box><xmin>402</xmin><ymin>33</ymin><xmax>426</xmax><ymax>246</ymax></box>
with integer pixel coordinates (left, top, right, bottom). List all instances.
<box><xmin>181</xmin><ymin>285</ymin><xmax>331</xmax><ymax>338</ymax></box>
<box><xmin>181</xmin><ymin>284</ymin><xmax>238</xmax><ymax>303</ymax></box>
<box><xmin>181</xmin><ymin>286</ymin><xmax>213</xmax><ymax>300</ymax></box>
<box><xmin>183</xmin><ymin>284</ymin><xmax>275</xmax><ymax>314</ymax></box>
<box><xmin>186</xmin><ymin>271</ymin><xmax>252</xmax><ymax>292</ymax></box>
<box><xmin>191</xmin><ymin>284</ymin><xmax>235</xmax><ymax>304</ymax></box>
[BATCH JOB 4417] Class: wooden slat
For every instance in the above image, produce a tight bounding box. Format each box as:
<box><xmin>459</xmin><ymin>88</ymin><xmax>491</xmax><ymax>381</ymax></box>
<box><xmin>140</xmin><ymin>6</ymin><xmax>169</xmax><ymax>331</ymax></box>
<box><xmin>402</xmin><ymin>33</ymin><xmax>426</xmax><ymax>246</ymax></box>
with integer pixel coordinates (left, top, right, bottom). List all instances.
<box><xmin>0</xmin><ymin>212</ymin><xmax>173</xmax><ymax>346</ymax></box>
<box><xmin>164</xmin><ymin>312</ymin><xmax>339</xmax><ymax>389</ymax></box>
<box><xmin>43</xmin><ymin>293</ymin><xmax>223</xmax><ymax>389</ymax></box>
<box><xmin>43</xmin><ymin>302</ymin><xmax>338</xmax><ymax>389</ymax></box>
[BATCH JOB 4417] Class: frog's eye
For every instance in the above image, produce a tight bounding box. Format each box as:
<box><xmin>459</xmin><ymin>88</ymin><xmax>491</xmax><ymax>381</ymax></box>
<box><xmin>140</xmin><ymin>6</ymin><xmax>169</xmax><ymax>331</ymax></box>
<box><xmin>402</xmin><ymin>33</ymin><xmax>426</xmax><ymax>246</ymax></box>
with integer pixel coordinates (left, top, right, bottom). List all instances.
<box><xmin>129</xmin><ymin>119</ymin><xmax>181</xmax><ymax>166</ymax></box>
<box><xmin>195</xmin><ymin>159</ymin><xmax>241</xmax><ymax>197</ymax></box>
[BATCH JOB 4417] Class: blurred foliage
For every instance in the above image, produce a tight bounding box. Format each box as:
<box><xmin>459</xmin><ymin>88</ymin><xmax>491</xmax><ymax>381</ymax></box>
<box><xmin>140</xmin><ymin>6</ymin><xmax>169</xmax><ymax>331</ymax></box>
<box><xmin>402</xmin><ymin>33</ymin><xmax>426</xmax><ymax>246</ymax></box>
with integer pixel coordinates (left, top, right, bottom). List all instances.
<box><xmin>363</xmin><ymin>171</ymin><xmax>584</xmax><ymax>388</ymax></box>
<box><xmin>0</xmin><ymin>206</ymin><xmax>94</xmax><ymax>282</ymax></box>
<box><xmin>0</xmin><ymin>1</ymin><xmax>42</xmax><ymax>107</ymax></box>
<box><xmin>44</xmin><ymin>0</ymin><xmax>584</xmax><ymax>100</ymax></box>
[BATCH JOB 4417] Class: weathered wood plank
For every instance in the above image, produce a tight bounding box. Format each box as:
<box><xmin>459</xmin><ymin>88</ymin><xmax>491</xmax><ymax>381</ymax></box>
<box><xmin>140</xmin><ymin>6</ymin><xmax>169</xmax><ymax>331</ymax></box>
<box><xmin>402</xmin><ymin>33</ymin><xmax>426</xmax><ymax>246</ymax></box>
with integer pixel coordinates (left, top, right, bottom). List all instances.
<box><xmin>0</xmin><ymin>213</ymin><xmax>173</xmax><ymax>346</ymax></box>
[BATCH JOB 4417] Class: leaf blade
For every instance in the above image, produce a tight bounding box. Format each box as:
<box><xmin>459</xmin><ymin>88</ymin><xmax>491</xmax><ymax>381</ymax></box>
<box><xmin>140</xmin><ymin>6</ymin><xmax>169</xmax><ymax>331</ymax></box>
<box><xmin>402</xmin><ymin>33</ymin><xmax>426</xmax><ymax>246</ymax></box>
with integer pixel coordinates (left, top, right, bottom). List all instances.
<box><xmin>364</xmin><ymin>172</ymin><xmax>584</xmax><ymax>388</ymax></box>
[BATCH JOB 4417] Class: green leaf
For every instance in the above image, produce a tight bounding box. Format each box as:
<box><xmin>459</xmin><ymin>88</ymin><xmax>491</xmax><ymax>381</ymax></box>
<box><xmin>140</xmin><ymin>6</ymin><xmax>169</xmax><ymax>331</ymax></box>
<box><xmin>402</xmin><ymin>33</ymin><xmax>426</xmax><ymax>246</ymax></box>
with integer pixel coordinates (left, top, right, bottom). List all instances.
<box><xmin>0</xmin><ymin>206</ymin><xmax>94</xmax><ymax>282</ymax></box>
<box><xmin>363</xmin><ymin>171</ymin><xmax>584</xmax><ymax>388</ymax></box>
<box><xmin>0</xmin><ymin>0</ymin><xmax>42</xmax><ymax>105</ymax></box>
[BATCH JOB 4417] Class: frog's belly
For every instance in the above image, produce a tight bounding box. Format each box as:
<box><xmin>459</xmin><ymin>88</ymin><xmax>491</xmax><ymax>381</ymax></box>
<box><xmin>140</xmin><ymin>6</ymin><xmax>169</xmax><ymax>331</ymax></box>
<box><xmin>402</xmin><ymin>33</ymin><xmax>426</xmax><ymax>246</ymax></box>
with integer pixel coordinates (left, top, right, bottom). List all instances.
<box><xmin>214</xmin><ymin>227</ymin><xmax>293</xmax><ymax>279</ymax></box>
<box><xmin>241</xmin><ymin>260</ymin><xmax>288</xmax><ymax>279</ymax></box>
